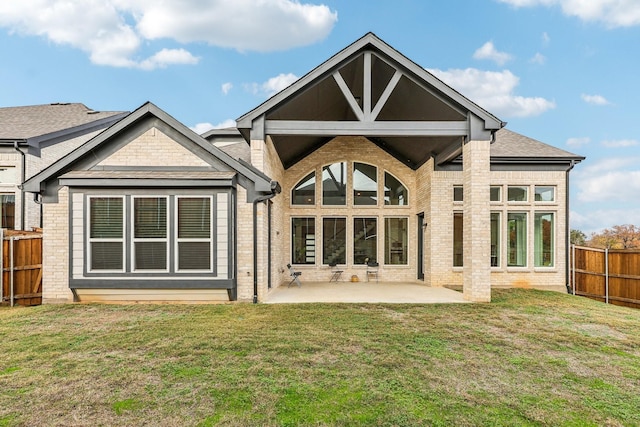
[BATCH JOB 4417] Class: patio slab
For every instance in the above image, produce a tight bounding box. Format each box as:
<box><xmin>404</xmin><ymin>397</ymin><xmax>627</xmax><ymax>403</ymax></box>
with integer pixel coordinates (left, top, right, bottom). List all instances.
<box><xmin>263</xmin><ymin>281</ymin><xmax>469</xmax><ymax>304</ymax></box>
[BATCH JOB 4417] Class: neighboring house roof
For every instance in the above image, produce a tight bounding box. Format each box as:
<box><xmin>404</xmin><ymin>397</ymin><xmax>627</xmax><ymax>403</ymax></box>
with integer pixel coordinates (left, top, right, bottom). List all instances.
<box><xmin>22</xmin><ymin>102</ymin><xmax>275</xmax><ymax>201</ymax></box>
<box><xmin>0</xmin><ymin>103</ymin><xmax>128</xmax><ymax>150</ymax></box>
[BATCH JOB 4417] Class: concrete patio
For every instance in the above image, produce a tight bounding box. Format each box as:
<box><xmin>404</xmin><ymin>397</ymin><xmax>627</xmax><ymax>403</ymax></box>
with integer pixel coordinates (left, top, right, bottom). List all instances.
<box><xmin>263</xmin><ymin>281</ymin><xmax>469</xmax><ymax>304</ymax></box>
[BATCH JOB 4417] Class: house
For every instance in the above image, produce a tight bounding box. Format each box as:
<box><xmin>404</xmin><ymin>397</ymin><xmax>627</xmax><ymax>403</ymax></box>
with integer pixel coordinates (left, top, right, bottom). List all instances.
<box><xmin>0</xmin><ymin>103</ymin><xmax>127</xmax><ymax>229</ymax></box>
<box><xmin>22</xmin><ymin>33</ymin><xmax>584</xmax><ymax>304</ymax></box>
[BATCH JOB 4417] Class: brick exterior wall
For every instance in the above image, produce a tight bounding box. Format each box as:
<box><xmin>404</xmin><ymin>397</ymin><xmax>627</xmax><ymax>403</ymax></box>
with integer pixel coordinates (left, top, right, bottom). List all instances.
<box><xmin>42</xmin><ymin>187</ymin><xmax>73</xmax><ymax>303</ymax></box>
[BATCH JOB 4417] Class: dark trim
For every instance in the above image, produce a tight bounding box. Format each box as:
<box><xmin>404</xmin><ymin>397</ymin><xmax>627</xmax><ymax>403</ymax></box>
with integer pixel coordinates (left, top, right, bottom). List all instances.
<box><xmin>70</xmin><ymin>278</ymin><xmax>236</xmax><ymax>289</ymax></box>
<box><xmin>59</xmin><ymin>177</ymin><xmax>236</xmax><ymax>187</ymax></box>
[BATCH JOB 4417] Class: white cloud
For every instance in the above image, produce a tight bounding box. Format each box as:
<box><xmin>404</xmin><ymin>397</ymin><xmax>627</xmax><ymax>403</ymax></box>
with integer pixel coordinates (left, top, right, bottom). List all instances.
<box><xmin>221</xmin><ymin>82</ymin><xmax>233</xmax><ymax>95</ymax></box>
<box><xmin>542</xmin><ymin>31</ymin><xmax>551</xmax><ymax>45</ymax></box>
<box><xmin>138</xmin><ymin>48</ymin><xmax>199</xmax><ymax>70</ymax></box>
<box><xmin>472</xmin><ymin>41</ymin><xmax>513</xmax><ymax>66</ymax></box>
<box><xmin>0</xmin><ymin>0</ymin><xmax>337</xmax><ymax>68</ymax></box>
<box><xmin>190</xmin><ymin>119</ymin><xmax>236</xmax><ymax>134</ymax></box>
<box><xmin>530</xmin><ymin>52</ymin><xmax>546</xmax><ymax>64</ymax></box>
<box><xmin>248</xmin><ymin>73</ymin><xmax>299</xmax><ymax>97</ymax></box>
<box><xmin>428</xmin><ymin>68</ymin><xmax>556</xmax><ymax>118</ymax></box>
<box><xmin>581</xmin><ymin>93</ymin><xmax>611</xmax><ymax>105</ymax></box>
<box><xmin>601</xmin><ymin>139</ymin><xmax>639</xmax><ymax>148</ymax></box>
<box><xmin>575</xmin><ymin>156</ymin><xmax>640</xmax><ymax>203</ymax></box>
<box><xmin>497</xmin><ymin>0</ymin><xmax>640</xmax><ymax>28</ymax></box>
<box><xmin>566</xmin><ymin>137</ymin><xmax>591</xmax><ymax>146</ymax></box>
<box><xmin>570</xmin><ymin>208</ymin><xmax>640</xmax><ymax>234</ymax></box>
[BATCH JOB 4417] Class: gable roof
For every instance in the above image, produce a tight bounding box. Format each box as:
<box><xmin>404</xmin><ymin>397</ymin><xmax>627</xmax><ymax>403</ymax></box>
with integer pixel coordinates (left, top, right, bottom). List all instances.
<box><xmin>491</xmin><ymin>128</ymin><xmax>584</xmax><ymax>161</ymax></box>
<box><xmin>0</xmin><ymin>103</ymin><xmax>128</xmax><ymax>148</ymax></box>
<box><xmin>22</xmin><ymin>102</ymin><xmax>274</xmax><ymax>200</ymax></box>
<box><xmin>235</xmin><ymin>33</ymin><xmax>505</xmax><ymax>170</ymax></box>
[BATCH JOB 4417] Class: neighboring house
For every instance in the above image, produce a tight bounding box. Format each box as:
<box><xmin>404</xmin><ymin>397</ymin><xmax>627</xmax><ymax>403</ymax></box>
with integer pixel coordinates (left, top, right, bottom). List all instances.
<box><xmin>0</xmin><ymin>103</ymin><xmax>127</xmax><ymax>229</ymax></box>
<box><xmin>23</xmin><ymin>33</ymin><xmax>583</xmax><ymax>304</ymax></box>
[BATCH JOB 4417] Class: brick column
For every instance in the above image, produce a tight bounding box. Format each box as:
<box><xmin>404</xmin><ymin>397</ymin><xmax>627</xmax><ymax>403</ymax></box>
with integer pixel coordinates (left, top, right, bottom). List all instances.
<box><xmin>463</xmin><ymin>139</ymin><xmax>491</xmax><ymax>302</ymax></box>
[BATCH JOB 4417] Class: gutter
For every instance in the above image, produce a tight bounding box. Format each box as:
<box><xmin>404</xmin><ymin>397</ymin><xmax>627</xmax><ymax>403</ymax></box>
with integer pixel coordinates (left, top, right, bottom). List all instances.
<box><xmin>252</xmin><ymin>180</ymin><xmax>282</xmax><ymax>303</ymax></box>
<box><xmin>565</xmin><ymin>160</ymin><xmax>576</xmax><ymax>293</ymax></box>
<box><xmin>13</xmin><ymin>141</ymin><xmax>26</xmax><ymax>229</ymax></box>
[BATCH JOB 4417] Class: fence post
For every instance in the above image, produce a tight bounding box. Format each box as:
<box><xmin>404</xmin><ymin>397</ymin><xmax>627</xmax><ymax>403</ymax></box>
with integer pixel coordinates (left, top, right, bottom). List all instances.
<box><xmin>605</xmin><ymin>248</ymin><xmax>609</xmax><ymax>304</ymax></box>
<box><xmin>571</xmin><ymin>244</ymin><xmax>576</xmax><ymax>296</ymax></box>
<box><xmin>9</xmin><ymin>236</ymin><xmax>14</xmax><ymax>307</ymax></box>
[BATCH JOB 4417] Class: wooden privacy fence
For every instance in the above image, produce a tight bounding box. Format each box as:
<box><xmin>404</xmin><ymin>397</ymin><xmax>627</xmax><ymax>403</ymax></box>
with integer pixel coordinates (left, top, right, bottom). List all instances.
<box><xmin>570</xmin><ymin>245</ymin><xmax>640</xmax><ymax>309</ymax></box>
<box><xmin>0</xmin><ymin>229</ymin><xmax>43</xmax><ymax>307</ymax></box>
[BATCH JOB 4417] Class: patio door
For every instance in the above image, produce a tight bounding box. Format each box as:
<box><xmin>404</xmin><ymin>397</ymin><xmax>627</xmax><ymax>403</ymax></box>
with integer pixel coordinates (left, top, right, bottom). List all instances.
<box><xmin>417</xmin><ymin>212</ymin><xmax>424</xmax><ymax>280</ymax></box>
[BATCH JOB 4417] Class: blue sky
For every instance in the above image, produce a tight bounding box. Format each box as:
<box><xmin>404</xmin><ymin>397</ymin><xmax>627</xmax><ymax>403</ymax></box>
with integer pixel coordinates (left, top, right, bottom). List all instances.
<box><xmin>1</xmin><ymin>0</ymin><xmax>639</xmax><ymax>234</ymax></box>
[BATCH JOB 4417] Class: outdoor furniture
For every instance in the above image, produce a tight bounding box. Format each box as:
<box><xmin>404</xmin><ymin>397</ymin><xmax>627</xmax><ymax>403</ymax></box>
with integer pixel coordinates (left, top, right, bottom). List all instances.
<box><xmin>328</xmin><ymin>262</ymin><xmax>344</xmax><ymax>282</ymax></box>
<box><xmin>287</xmin><ymin>263</ymin><xmax>302</xmax><ymax>287</ymax></box>
<box><xmin>366</xmin><ymin>261</ymin><xmax>379</xmax><ymax>283</ymax></box>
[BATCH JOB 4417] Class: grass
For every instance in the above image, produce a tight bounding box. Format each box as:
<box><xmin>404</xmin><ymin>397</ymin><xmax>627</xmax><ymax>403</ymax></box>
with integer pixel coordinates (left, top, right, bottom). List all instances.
<box><xmin>0</xmin><ymin>289</ymin><xmax>639</xmax><ymax>426</ymax></box>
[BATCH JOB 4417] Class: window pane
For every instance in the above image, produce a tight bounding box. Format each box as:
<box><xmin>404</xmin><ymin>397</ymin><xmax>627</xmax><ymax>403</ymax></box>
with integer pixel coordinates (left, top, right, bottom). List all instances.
<box><xmin>323</xmin><ymin>218</ymin><xmax>346</xmax><ymax>264</ymax></box>
<box><xmin>292</xmin><ymin>171</ymin><xmax>315</xmax><ymax>205</ymax></box>
<box><xmin>491</xmin><ymin>213</ymin><xmax>500</xmax><ymax>267</ymax></box>
<box><xmin>353</xmin><ymin>163</ymin><xmax>377</xmax><ymax>205</ymax></box>
<box><xmin>385</xmin><ymin>218</ymin><xmax>407</xmax><ymax>265</ymax></box>
<box><xmin>453</xmin><ymin>213</ymin><xmax>463</xmax><ymax>267</ymax></box>
<box><xmin>384</xmin><ymin>172</ymin><xmax>407</xmax><ymax>205</ymax></box>
<box><xmin>508</xmin><ymin>186</ymin><xmax>528</xmax><ymax>202</ymax></box>
<box><xmin>490</xmin><ymin>186</ymin><xmax>501</xmax><ymax>202</ymax></box>
<box><xmin>322</xmin><ymin>162</ymin><xmax>346</xmax><ymax>205</ymax></box>
<box><xmin>354</xmin><ymin>217</ymin><xmax>377</xmax><ymax>264</ymax></box>
<box><xmin>535</xmin><ymin>186</ymin><xmax>555</xmax><ymax>202</ymax></box>
<box><xmin>508</xmin><ymin>213</ymin><xmax>527</xmax><ymax>267</ymax></box>
<box><xmin>135</xmin><ymin>241</ymin><xmax>167</xmax><ymax>270</ymax></box>
<box><xmin>178</xmin><ymin>242</ymin><xmax>211</xmax><ymax>270</ymax></box>
<box><xmin>178</xmin><ymin>198</ymin><xmax>210</xmax><ymax>238</ymax></box>
<box><xmin>292</xmin><ymin>218</ymin><xmax>315</xmax><ymax>264</ymax></box>
<box><xmin>0</xmin><ymin>194</ymin><xmax>15</xmax><ymax>229</ymax></box>
<box><xmin>90</xmin><ymin>197</ymin><xmax>123</xmax><ymax>238</ymax></box>
<box><xmin>91</xmin><ymin>242</ymin><xmax>123</xmax><ymax>270</ymax></box>
<box><xmin>134</xmin><ymin>197</ymin><xmax>167</xmax><ymax>238</ymax></box>
<box><xmin>0</xmin><ymin>167</ymin><xmax>16</xmax><ymax>184</ymax></box>
<box><xmin>453</xmin><ymin>186</ymin><xmax>463</xmax><ymax>202</ymax></box>
<box><xmin>535</xmin><ymin>213</ymin><xmax>554</xmax><ymax>267</ymax></box>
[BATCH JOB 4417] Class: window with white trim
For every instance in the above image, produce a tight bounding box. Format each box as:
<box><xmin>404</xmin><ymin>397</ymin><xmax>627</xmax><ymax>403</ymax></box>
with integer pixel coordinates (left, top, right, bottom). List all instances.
<box><xmin>535</xmin><ymin>213</ymin><xmax>554</xmax><ymax>267</ymax></box>
<box><xmin>133</xmin><ymin>197</ymin><xmax>168</xmax><ymax>271</ymax></box>
<box><xmin>89</xmin><ymin>196</ymin><xmax>124</xmax><ymax>271</ymax></box>
<box><xmin>177</xmin><ymin>197</ymin><xmax>212</xmax><ymax>271</ymax></box>
<box><xmin>508</xmin><ymin>213</ymin><xmax>527</xmax><ymax>267</ymax></box>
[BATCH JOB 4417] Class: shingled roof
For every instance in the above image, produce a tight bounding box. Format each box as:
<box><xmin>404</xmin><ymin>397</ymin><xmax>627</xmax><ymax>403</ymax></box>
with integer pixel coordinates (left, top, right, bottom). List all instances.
<box><xmin>491</xmin><ymin>128</ymin><xmax>584</xmax><ymax>160</ymax></box>
<box><xmin>0</xmin><ymin>103</ymin><xmax>127</xmax><ymax>144</ymax></box>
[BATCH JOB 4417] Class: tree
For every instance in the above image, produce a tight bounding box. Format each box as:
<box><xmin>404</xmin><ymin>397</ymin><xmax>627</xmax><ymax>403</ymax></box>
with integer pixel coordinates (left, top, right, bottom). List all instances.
<box><xmin>587</xmin><ymin>224</ymin><xmax>640</xmax><ymax>249</ymax></box>
<box><xmin>570</xmin><ymin>229</ymin><xmax>587</xmax><ymax>246</ymax></box>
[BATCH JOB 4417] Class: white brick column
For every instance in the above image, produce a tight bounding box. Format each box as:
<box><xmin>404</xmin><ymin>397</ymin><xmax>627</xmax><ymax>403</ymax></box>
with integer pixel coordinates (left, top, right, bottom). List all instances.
<box><xmin>463</xmin><ymin>139</ymin><xmax>491</xmax><ymax>302</ymax></box>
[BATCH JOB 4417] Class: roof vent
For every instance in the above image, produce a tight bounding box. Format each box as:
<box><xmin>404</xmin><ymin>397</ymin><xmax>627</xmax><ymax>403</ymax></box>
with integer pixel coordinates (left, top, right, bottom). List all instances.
<box><xmin>87</xmin><ymin>110</ymin><xmax>100</xmax><ymax>114</ymax></box>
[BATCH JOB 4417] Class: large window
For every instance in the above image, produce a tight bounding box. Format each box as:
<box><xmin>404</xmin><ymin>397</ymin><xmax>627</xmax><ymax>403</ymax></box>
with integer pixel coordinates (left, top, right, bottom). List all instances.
<box><xmin>508</xmin><ymin>213</ymin><xmax>527</xmax><ymax>267</ymax></box>
<box><xmin>133</xmin><ymin>197</ymin><xmax>168</xmax><ymax>271</ymax></box>
<box><xmin>354</xmin><ymin>217</ymin><xmax>377</xmax><ymax>264</ymax></box>
<box><xmin>535</xmin><ymin>213</ymin><xmax>554</xmax><ymax>267</ymax></box>
<box><xmin>385</xmin><ymin>218</ymin><xmax>407</xmax><ymax>265</ymax></box>
<box><xmin>0</xmin><ymin>194</ymin><xmax>15</xmax><ymax>229</ymax></box>
<box><xmin>384</xmin><ymin>172</ymin><xmax>407</xmax><ymax>205</ymax></box>
<box><xmin>292</xmin><ymin>217</ymin><xmax>315</xmax><ymax>264</ymax></box>
<box><xmin>353</xmin><ymin>163</ymin><xmax>377</xmax><ymax>205</ymax></box>
<box><xmin>323</xmin><ymin>217</ymin><xmax>346</xmax><ymax>265</ymax></box>
<box><xmin>453</xmin><ymin>212</ymin><xmax>463</xmax><ymax>267</ymax></box>
<box><xmin>292</xmin><ymin>172</ymin><xmax>315</xmax><ymax>205</ymax></box>
<box><xmin>322</xmin><ymin>162</ymin><xmax>346</xmax><ymax>205</ymax></box>
<box><xmin>177</xmin><ymin>197</ymin><xmax>212</xmax><ymax>271</ymax></box>
<box><xmin>89</xmin><ymin>197</ymin><xmax>124</xmax><ymax>271</ymax></box>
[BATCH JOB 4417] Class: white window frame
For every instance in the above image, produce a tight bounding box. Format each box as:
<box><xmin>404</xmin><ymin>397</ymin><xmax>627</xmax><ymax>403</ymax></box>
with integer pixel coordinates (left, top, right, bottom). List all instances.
<box><xmin>87</xmin><ymin>195</ymin><xmax>125</xmax><ymax>273</ymax></box>
<box><xmin>534</xmin><ymin>186</ymin><xmax>556</xmax><ymax>203</ymax></box>
<box><xmin>175</xmin><ymin>195</ymin><xmax>214</xmax><ymax>273</ymax></box>
<box><xmin>131</xmin><ymin>195</ymin><xmax>169</xmax><ymax>273</ymax></box>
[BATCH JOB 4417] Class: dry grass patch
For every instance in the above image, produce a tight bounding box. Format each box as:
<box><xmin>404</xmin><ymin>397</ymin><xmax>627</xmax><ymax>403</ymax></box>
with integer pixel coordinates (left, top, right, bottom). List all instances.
<box><xmin>1</xmin><ymin>289</ymin><xmax>639</xmax><ymax>426</ymax></box>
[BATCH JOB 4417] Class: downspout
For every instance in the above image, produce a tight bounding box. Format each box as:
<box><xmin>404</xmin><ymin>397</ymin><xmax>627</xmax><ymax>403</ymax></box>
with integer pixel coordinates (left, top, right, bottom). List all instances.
<box><xmin>33</xmin><ymin>193</ymin><xmax>43</xmax><ymax>229</ymax></box>
<box><xmin>252</xmin><ymin>181</ymin><xmax>281</xmax><ymax>304</ymax></box>
<box><xmin>565</xmin><ymin>160</ymin><xmax>576</xmax><ymax>293</ymax></box>
<box><xmin>13</xmin><ymin>141</ymin><xmax>26</xmax><ymax>230</ymax></box>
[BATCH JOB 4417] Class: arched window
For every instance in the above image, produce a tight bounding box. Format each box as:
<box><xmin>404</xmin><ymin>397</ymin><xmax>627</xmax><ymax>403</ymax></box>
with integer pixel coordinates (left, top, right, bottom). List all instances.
<box><xmin>384</xmin><ymin>172</ymin><xmax>408</xmax><ymax>205</ymax></box>
<box><xmin>291</xmin><ymin>171</ymin><xmax>315</xmax><ymax>205</ymax></box>
<box><xmin>322</xmin><ymin>162</ymin><xmax>346</xmax><ymax>205</ymax></box>
<box><xmin>353</xmin><ymin>162</ymin><xmax>377</xmax><ymax>205</ymax></box>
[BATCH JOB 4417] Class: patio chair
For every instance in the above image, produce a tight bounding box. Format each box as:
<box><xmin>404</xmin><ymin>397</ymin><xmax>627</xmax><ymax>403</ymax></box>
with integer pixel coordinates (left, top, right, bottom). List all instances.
<box><xmin>328</xmin><ymin>262</ymin><xmax>344</xmax><ymax>282</ymax></box>
<box><xmin>287</xmin><ymin>264</ymin><xmax>302</xmax><ymax>287</ymax></box>
<box><xmin>366</xmin><ymin>261</ymin><xmax>379</xmax><ymax>283</ymax></box>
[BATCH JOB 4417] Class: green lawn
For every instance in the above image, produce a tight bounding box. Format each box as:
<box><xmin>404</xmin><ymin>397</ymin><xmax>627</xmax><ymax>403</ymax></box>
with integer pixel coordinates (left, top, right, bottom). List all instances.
<box><xmin>1</xmin><ymin>289</ymin><xmax>639</xmax><ymax>426</ymax></box>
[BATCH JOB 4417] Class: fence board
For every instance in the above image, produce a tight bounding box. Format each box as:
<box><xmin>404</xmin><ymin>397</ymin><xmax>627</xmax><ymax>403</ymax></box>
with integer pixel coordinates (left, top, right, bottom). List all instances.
<box><xmin>0</xmin><ymin>230</ymin><xmax>43</xmax><ymax>307</ymax></box>
<box><xmin>571</xmin><ymin>245</ymin><xmax>640</xmax><ymax>309</ymax></box>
